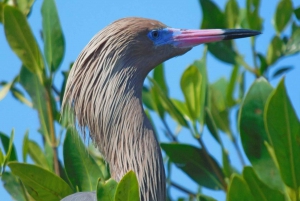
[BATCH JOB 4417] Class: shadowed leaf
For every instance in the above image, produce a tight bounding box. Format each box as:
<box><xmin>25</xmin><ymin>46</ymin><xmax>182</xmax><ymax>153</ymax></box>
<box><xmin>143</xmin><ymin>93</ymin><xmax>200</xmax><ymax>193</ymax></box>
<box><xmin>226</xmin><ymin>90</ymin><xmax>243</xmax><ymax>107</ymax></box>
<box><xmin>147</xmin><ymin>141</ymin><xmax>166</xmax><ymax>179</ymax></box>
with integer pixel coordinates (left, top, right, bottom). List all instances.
<box><xmin>161</xmin><ymin>143</ymin><xmax>224</xmax><ymax>190</ymax></box>
<box><xmin>239</xmin><ymin>78</ymin><xmax>283</xmax><ymax>191</ymax></box>
<box><xmin>265</xmin><ymin>79</ymin><xmax>300</xmax><ymax>190</ymax></box>
<box><xmin>1</xmin><ymin>172</ymin><xmax>26</xmax><ymax>201</ymax></box>
<box><xmin>246</xmin><ymin>0</ymin><xmax>263</xmax><ymax>31</ymax></box>
<box><xmin>272</xmin><ymin>66</ymin><xmax>293</xmax><ymax>78</ymax></box>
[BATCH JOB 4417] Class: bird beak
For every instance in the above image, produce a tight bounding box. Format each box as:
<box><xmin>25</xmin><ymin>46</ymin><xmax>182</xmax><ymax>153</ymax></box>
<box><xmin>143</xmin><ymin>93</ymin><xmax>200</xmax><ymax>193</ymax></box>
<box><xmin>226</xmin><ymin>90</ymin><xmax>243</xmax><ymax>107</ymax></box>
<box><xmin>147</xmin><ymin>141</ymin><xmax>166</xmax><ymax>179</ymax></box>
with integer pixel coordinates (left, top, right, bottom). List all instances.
<box><xmin>169</xmin><ymin>28</ymin><xmax>261</xmax><ymax>48</ymax></box>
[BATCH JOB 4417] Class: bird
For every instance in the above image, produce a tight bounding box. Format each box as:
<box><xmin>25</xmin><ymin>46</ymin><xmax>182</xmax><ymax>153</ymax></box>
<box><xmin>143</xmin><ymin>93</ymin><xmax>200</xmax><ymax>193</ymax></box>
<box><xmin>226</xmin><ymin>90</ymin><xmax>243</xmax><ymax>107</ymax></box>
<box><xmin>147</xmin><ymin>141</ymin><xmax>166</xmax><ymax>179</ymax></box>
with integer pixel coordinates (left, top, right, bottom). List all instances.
<box><xmin>61</xmin><ymin>17</ymin><xmax>260</xmax><ymax>201</ymax></box>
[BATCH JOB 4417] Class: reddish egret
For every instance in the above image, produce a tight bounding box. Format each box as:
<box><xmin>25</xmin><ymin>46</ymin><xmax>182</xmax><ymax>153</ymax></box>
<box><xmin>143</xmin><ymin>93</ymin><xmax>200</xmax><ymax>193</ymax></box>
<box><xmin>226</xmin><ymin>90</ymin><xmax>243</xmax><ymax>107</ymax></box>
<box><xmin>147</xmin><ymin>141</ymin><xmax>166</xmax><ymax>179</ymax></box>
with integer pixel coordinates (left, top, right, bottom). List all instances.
<box><xmin>61</xmin><ymin>17</ymin><xmax>260</xmax><ymax>201</ymax></box>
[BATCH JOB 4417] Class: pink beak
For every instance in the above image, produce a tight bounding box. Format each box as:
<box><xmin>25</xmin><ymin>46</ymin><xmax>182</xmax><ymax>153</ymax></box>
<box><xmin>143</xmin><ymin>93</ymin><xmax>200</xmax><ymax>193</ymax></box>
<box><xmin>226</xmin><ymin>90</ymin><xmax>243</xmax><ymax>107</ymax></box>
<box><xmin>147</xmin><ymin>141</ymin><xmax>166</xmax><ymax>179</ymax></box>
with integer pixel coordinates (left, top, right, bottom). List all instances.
<box><xmin>169</xmin><ymin>28</ymin><xmax>261</xmax><ymax>48</ymax></box>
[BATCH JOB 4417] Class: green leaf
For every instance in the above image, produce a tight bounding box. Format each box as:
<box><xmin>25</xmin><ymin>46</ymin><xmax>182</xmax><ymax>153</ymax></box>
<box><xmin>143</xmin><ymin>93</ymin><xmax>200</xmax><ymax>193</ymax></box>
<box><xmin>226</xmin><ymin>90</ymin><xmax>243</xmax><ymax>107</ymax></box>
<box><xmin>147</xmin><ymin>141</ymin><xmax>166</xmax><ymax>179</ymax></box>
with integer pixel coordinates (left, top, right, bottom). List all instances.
<box><xmin>225</xmin><ymin>0</ymin><xmax>239</xmax><ymax>28</ymax></box>
<box><xmin>97</xmin><ymin>178</ymin><xmax>118</xmax><ymax>201</ymax></box>
<box><xmin>199</xmin><ymin>0</ymin><xmax>226</xmax><ymax>29</ymax></box>
<box><xmin>272</xmin><ymin>66</ymin><xmax>293</xmax><ymax>78</ymax></box>
<box><xmin>171</xmin><ymin>99</ymin><xmax>191</xmax><ymax>121</ymax></box>
<box><xmin>63</xmin><ymin>128</ymin><xmax>103</xmax><ymax>191</ymax></box>
<box><xmin>264</xmin><ymin>79</ymin><xmax>300</xmax><ymax>190</ymax></box>
<box><xmin>1</xmin><ymin>172</ymin><xmax>26</xmax><ymax>201</ymax></box>
<box><xmin>148</xmin><ymin>77</ymin><xmax>188</xmax><ymax>127</ymax></box>
<box><xmin>226</xmin><ymin>174</ymin><xmax>255</xmax><ymax>201</ymax></box>
<box><xmin>42</xmin><ymin>0</ymin><xmax>65</xmax><ymax>72</ymax></box>
<box><xmin>22</xmin><ymin>131</ymin><xmax>29</xmax><ymax>163</ymax></box>
<box><xmin>153</xmin><ymin>63</ymin><xmax>168</xmax><ymax>94</ymax></box>
<box><xmin>222</xmin><ymin>149</ymin><xmax>232</xmax><ymax>178</ymax></box>
<box><xmin>239</xmin><ymin>78</ymin><xmax>283</xmax><ymax>191</ymax></box>
<box><xmin>180</xmin><ymin>65</ymin><xmax>202</xmax><ymax>121</ymax></box>
<box><xmin>257</xmin><ymin>53</ymin><xmax>268</xmax><ymax>75</ymax></box>
<box><xmin>8</xmin><ymin>162</ymin><xmax>73</xmax><ymax>200</ymax></box>
<box><xmin>207</xmin><ymin>41</ymin><xmax>237</xmax><ymax>64</ymax></box>
<box><xmin>205</xmin><ymin>108</ymin><xmax>221</xmax><ymax>145</ymax></box>
<box><xmin>0</xmin><ymin>131</ymin><xmax>17</xmax><ymax>162</ymax></box>
<box><xmin>285</xmin><ymin>25</ymin><xmax>300</xmax><ymax>55</ymax></box>
<box><xmin>27</xmin><ymin>140</ymin><xmax>50</xmax><ymax>170</ymax></box>
<box><xmin>161</xmin><ymin>143</ymin><xmax>224</xmax><ymax>190</ymax></box>
<box><xmin>0</xmin><ymin>2</ymin><xmax>3</xmax><ymax>23</ymax></box>
<box><xmin>246</xmin><ymin>0</ymin><xmax>263</xmax><ymax>31</ymax></box>
<box><xmin>243</xmin><ymin>167</ymin><xmax>285</xmax><ymax>201</ymax></box>
<box><xmin>274</xmin><ymin>0</ymin><xmax>293</xmax><ymax>33</ymax></box>
<box><xmin>114</xmin><ymin>171</ymin><xmax>140</xmax><ymax>201</ymax></box>
<box><xmin>226</xmin><ymin>65</ymin><xmax>239</xmax><ymax>107</ymax></box>
<box><xmin>0</xmin><ymin>81</ymin><xmax>12</xmax><ymax>101</ymax></box>
<box><xmin>19</xmin><ymin>66</ymin><xmax>51</xmax><ymax>138</ymax></box>
<box><xmin>3</xmin><ymin>5</ymin><xmax>44</xmax><ymax>82</ymax></box>
<box><xmin>295</xmin><ymin>7</ymin><xmax>300</xmax><ymax>20</ymax></box>
<box><xmin>266</xmin><ymin>36</ymin><xmax>283</xmax><ymax>65</ymax></box>
<box><xmin>11</xmin><ymin>87</ymin><xmax>33</xmax><ymax>107</ymax></box>
<box><xmin>16</xmin><ymin>0</ymin><xmax>35</xmax><ymax>15</ymax></box>
<box><xmin>142</xmin><ymin>86</ymin><xmax>155</xmax><ymax>111</ymax></box>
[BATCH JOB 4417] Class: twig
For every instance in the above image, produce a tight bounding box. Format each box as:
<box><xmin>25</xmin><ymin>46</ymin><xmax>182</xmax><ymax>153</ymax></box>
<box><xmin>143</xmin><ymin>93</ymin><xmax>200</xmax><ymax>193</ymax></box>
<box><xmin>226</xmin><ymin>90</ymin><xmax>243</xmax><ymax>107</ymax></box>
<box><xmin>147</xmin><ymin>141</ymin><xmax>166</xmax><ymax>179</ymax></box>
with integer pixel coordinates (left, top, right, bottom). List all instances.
<box><xmin>162</xmin><ymin>119</ymin><xmax>178</xmax><ymax>142</ymax></box>
<box><xmin>197</xmin><ymin>138</ymin><xmax>228</xmax><ymax>191</ymax></box>
<box><xmin>170</xmin><ymin>181</ymin><xmax>197</xmax><ymax>197</ymax></box>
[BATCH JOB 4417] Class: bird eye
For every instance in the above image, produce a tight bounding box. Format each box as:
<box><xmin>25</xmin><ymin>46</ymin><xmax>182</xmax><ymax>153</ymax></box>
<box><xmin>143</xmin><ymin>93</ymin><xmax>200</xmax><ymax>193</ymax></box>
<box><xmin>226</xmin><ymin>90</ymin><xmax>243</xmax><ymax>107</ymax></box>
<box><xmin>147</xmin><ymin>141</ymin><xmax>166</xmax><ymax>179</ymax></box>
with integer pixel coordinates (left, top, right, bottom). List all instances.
<box><xmin>149</xmin><ymin>30</ymin><xmax>160</xmax><ymax>40</ymax></box>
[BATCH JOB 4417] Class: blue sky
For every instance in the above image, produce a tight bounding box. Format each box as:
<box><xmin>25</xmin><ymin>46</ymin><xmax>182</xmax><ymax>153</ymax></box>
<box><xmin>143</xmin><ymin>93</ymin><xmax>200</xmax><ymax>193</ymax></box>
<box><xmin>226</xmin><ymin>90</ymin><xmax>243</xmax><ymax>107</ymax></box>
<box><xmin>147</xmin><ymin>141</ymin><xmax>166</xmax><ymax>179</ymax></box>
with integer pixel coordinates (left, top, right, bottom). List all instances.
<box><xmin>1</xmin><ymin>0</ymin><xmax>299</xmax><ymax>200</ymax></box>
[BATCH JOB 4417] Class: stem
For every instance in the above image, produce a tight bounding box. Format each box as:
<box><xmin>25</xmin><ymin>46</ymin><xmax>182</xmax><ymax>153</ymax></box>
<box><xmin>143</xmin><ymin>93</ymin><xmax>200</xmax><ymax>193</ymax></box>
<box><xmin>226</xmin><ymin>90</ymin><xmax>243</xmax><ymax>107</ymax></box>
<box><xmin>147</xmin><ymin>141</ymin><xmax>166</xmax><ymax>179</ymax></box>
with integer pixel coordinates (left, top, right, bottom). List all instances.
<box><xmin>170</xmin><ymin>181</ymin><xmax>197</xmax><ymax>197</ymax></box>
<box><xmin>235</xmin><ymin>56</ymin><xmax>259</xmax><ymax>77</ymax></box>
<box><xmin>162</xmin><ymin>119</ymin><xmax>178</xmax><ymax>142</ymax></box>
<box><xmin>251</xmin><ymin>37</ymin><xmax>259</xmax><ymax>70</ymax></box>
<box><xmin>46</xmin><ymin>87</ymin><xmax>60</xmax><ymax>176</ymax></box>
<box><xmin>51</xmin><ymin>85</ymin><xmax>60</xmax><ymax>97</ymax></box>
<box><xmin>197</xmin><ymin>138</ymin><xmax>228</xmax><ymax>191</ymax></box>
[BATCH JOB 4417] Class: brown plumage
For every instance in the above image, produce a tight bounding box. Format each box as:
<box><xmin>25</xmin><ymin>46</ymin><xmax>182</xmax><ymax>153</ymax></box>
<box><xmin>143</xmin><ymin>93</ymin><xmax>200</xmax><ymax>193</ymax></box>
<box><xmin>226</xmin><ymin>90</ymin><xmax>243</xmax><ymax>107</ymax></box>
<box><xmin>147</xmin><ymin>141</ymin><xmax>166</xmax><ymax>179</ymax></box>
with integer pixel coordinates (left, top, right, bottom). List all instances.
<box><xmin>61</xmin><ymin>17</ymin><xmax>260</xmax><ymax>201</ymax></box>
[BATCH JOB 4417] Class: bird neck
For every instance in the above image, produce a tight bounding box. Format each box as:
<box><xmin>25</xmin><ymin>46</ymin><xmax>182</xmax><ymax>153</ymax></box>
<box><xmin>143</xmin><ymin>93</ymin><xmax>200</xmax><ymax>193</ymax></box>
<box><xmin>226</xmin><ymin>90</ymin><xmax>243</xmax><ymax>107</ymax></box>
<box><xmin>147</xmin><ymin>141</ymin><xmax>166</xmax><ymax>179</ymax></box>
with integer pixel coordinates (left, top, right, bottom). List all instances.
<box><xmin>91</xmin><ymin>68</ymin><xmax>166</xmax><ymax>201</ymax></box>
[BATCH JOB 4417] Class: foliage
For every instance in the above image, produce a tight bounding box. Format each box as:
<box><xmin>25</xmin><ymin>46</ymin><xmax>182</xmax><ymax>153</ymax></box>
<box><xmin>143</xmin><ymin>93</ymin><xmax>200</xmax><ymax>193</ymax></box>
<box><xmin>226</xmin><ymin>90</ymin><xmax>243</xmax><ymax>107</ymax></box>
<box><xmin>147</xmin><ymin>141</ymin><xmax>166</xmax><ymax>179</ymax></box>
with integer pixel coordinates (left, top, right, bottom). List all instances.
<box><xmin>1</xmin><ymin>0</ymin><xmax>300</xmax><ymax>200</ymax></box>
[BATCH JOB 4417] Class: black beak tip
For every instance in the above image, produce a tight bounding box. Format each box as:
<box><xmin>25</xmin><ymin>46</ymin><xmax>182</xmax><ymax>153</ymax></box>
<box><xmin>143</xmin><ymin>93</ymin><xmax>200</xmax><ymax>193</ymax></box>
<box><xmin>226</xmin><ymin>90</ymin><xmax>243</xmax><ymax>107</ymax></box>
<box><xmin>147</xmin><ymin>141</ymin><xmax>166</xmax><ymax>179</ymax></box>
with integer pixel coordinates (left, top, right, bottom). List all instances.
<box><xmin>222</xmin><ymin>29</ymin><xmax>261</xmax><ymax>40</ymax></box>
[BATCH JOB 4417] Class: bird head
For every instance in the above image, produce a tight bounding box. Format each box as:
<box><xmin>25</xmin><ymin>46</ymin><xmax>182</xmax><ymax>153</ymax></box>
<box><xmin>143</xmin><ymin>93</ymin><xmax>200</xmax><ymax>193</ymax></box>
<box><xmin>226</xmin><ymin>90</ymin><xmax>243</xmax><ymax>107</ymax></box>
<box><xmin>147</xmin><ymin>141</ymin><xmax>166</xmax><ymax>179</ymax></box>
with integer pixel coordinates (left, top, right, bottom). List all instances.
<box><xmin>104</xmin><ymin>17</ymin><xmax>260</xmax><ymax>76</ymax></box>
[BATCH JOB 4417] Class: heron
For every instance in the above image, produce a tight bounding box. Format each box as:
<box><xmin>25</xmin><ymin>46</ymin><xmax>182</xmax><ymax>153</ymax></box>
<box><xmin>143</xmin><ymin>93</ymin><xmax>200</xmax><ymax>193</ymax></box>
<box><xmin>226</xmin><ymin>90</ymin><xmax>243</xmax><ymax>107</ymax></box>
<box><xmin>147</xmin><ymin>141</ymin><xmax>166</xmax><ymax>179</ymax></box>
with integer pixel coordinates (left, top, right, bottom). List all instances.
<box><xmin>61</xmin><ymin>17</ymin><xmax>260</xmax><ymax>201</ymax></box>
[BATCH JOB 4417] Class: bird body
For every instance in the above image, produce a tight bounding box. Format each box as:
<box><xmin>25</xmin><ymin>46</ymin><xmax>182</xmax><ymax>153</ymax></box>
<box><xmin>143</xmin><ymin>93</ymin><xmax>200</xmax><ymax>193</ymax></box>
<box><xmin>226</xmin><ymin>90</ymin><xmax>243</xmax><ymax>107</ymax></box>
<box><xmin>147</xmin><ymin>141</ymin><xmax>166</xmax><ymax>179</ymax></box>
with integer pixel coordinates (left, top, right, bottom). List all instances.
<box><xmin>62</xmin><ymin>17</ymin><xmax>260</xmax><ymax>201</ymax></box>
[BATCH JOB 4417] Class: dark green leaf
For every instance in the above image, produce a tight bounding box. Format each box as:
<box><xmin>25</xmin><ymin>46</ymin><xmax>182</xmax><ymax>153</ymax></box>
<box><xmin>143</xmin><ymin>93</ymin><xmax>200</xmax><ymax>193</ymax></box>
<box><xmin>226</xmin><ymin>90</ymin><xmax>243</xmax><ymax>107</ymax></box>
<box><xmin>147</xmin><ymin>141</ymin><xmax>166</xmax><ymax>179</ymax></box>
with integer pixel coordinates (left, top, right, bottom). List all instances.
<box><xmin>207</xmin><ymin>41</ymin><xmax>237</xmax><ymax>64</ymax></box>
<box><xmin>226</xmin><ymin>65</ymin><xmax>239</xmax><ymax>107</ymax></box>
<box><xmin>180</xmin><ymin>65</ymin><xmax>202</xmax><ymax>121</ymax></box>
<box><xmin>239</xmin><ymin>78</ymin><xmax>283</xmax><ymax>191</ymax></box>
<box><xmin>272</xmin><ymin>66</ymin><xmax>293</xmax><ymax>78</ymax></box>
<box><xmin>222</xmin><ymin>149</ymin><xmax>232</xmax><ymax>178</ymax></box>
<box><xmin>142</xmin><ymin>86</ymin><xmax>155</xmax><ymax>111</ymax></box>
<box><xmin>257</xmin><ymin>53</ymin><xmax>268</xmax><ymax>75</ymax></box>
<box><xmin>226</xmin><ymin>174</ymin><xmax>255</xmax><ymax>201</ymax></box>
<box><xmin>198</xmin><ymin>194</ymin><xmax>217</xmax><ymax>201</ymax></box>
<box><xmin>161</xmin><ymin>143</ymin><xmax>224</xmax><ymax>190</ymax></box>
<box><xmin>42</xmin><ymin>0</ymin><xmax>65</xmax><ymax>72</ymax></box>
<box><xmin>199</xmin><ymin>0</ymin><xmax>226</xmax><ymax>29</ymax></box>
<box><xmin>266</xmin><ymin>36</ymin><xmax>283</xmax><ymax>65</ymax></box>
<box><xmin>1</xmin><ymin>172</ymin><xmax>26</xmax><ymax>201</ymax></box>
<box><xmin>243</xmin><ymin>167</ymin><xmax>285</xmax><ymax>201</ymax></box>
<box><xmin>0</xmin><ymin>131</ymin><xmax>17</xmax><ymax>162</ymax></box>
<box><xmin>0</xmin><ymin>2</ymin><xmax>3</xmax><ymax>23</ymax></box>
<box><xmin>225</xmin><ymin>0</ymin><xmax>239</xmax><ymax>28</ymax></box>
<box><xmin>114</xmin><ymin>171</ymin><xmax>140</xmax><ymax>201</ymax></box>
<box><xmin>97</xmin><ymin>178</ymin><xmax>118</xmax><ymax>201</ymax></box>
<box><xmin>3</xmin><ymin>6</ymin><xmax>44</xmax><ymax>81</ymax></box>
<box><xmin>274</xmin><ymin>0</ymin><xmax>293</xmax><ymax>33</ymax></box>
<box><xmin>8</xmin><ymin>162</ymin><xmax>73</xmax><ymax>200</ymax></box>
<box><xmin>295</xmin><ymin>7</ymin><xmax>300</xmax><ymax>20</ymax></box>
<box><xmin>246</xmin><ymin>0</ymin><xmax>263</xmax><ymax>31</ymax></box>
<box><xmin>16</xmin><ymin>0</ymin><xmax>35</xmax><ymax>15</ymax></box>
<box><xmin>63</xmin><ymin>128</ymin><xmax>103</xmax><ymax>191</ymax></box>
<box><xmin>264</xmin><ymin>79</ymin><xmax>300</xmax><ymax>190</ymax></box>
